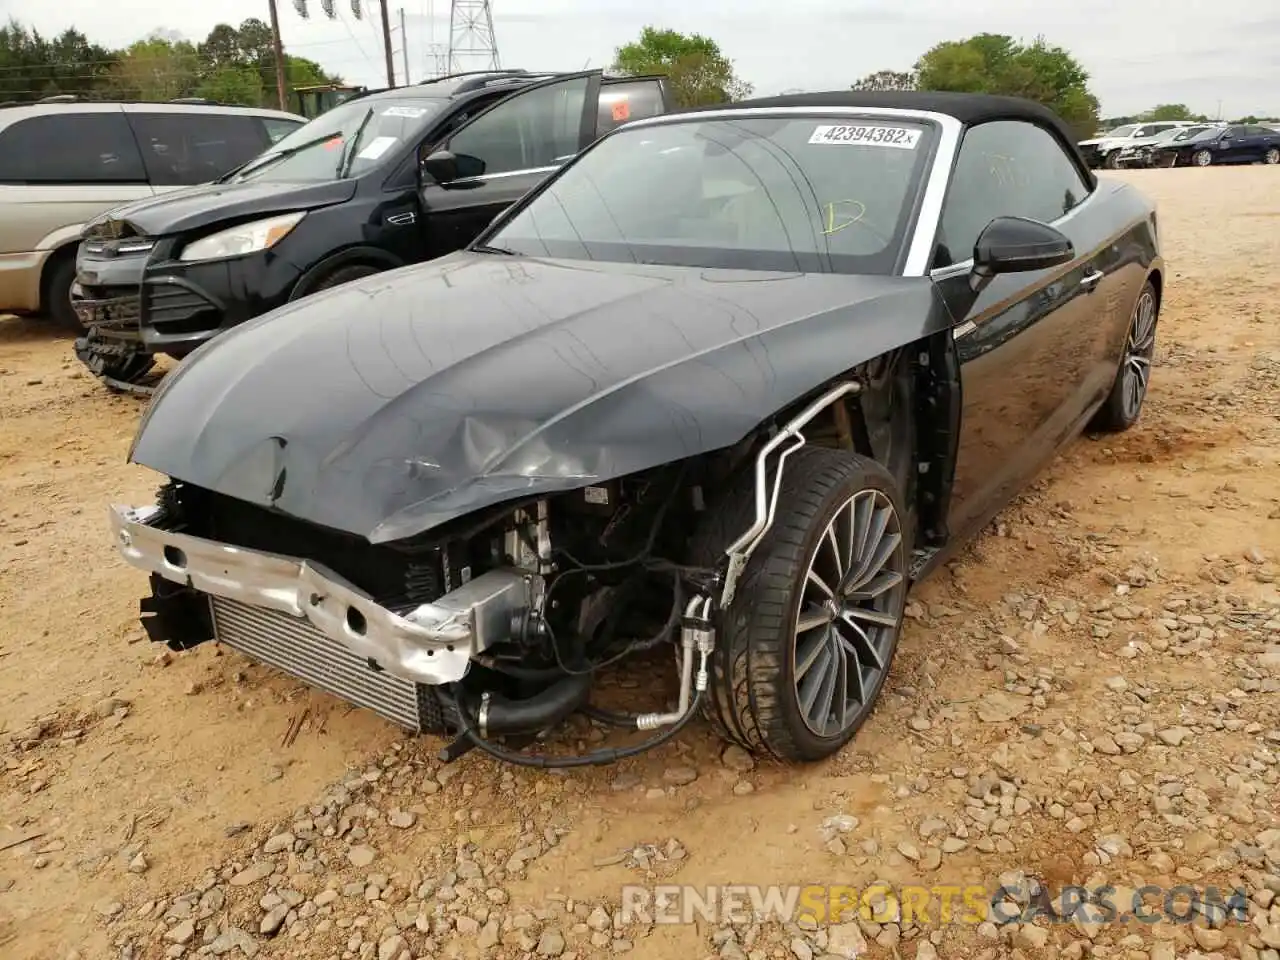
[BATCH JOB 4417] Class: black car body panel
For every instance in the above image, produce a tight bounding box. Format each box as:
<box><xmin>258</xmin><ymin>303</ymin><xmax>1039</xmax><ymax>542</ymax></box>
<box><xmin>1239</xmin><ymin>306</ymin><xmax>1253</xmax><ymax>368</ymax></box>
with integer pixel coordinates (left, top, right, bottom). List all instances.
<box><xmin>73</xmin><ymin>70</ymin><xmax>674</xmax><ymax>368</ymax></box>
<box><xmin>130</xmin><ymin>251</ymin><xmax>951</xmax><ymax>543</ymax></box>
<box><xmin>86</xmin><ymin>179</ymin><xmax>357</xmax><ymax>237</ymax></box>
<box><xmin>106</xmin><ymin>91</ymin><xmax>1168</xmax><ymax>765</ymax></box>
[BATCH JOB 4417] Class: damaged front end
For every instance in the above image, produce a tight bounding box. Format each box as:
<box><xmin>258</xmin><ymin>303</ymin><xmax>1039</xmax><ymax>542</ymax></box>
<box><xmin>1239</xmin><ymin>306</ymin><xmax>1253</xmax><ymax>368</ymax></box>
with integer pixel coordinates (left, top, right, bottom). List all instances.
<box><xmin>110</xmin><ymin>463</ymin><xmax>728</xmax><ymax>766</ymax></box>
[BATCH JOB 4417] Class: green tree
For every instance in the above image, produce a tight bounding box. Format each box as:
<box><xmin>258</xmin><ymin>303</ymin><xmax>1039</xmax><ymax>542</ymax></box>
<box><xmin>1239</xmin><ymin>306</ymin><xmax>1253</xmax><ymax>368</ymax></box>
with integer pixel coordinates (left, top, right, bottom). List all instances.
<box><xmin>194</xmin><ymin>64</ymin><xmax>264</xmax><ymax>106</ymax></box>
<box><xmin>0</xmin><ymin>18</ymin><xmax>119</xmax><ymax>101</ymax></box>
<box><xmin>109</xmin><ymin>38</ymin><xmax>200</xmax><ymax>101</ymax></box>
<box><xmin>195</xmin><ymin>19</ymin><xmax>340</xmax><ymax>107</ymax></box>
<box><xmin>914</xmin><ymin>33</ymin><xmax>1100</xmax><ymax>139</ymax></box>
<box><xmin>851</xmin><ymin>70</ymin><xmax>916</xmax><ymax>92</ymax></box>
<box><xmin>611</xmin><ymin>26</ymin><xmax>751</xmax><ymax>108</ymax></box>
<box><xmin>1145</xmin><ymin>103</ymin><xmax>1197</xmax><ymax>121</ymax></box>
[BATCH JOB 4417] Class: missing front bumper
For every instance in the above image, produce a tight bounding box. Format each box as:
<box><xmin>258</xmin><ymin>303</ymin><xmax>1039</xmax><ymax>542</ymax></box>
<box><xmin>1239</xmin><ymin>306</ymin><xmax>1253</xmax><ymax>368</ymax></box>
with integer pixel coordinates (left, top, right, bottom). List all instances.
<box><xmin>109</xmin><ymin>503</ymin><xmax>535</xmax><ymax>687</ymax></box>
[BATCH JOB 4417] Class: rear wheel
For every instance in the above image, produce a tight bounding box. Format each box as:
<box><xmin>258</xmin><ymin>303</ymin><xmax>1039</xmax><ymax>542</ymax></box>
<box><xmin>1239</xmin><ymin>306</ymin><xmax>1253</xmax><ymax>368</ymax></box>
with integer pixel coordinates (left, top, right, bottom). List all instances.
<box><xmin>1265</xmin><ymin>147</ymin><xmax>1279</xmax><ymax>165</ymax></box>
<box><xmin>1193</xmin><ymin>149</ymin><xmax>1213</xmax><ymax>167</ymax></box>
<box><xmin>1090</xmin><ymin>280</ymin><xmax>1158</xmax><ymax>433</ymax></box>
<box><xmin>43</xmin><ymin>254</ymin><xmax>83</xmax><ymax>332</ymax></box>
<box><xmin>691</xmin><ymin>447</ymin><xmax>909</xmax><ymax>762</ymax></box>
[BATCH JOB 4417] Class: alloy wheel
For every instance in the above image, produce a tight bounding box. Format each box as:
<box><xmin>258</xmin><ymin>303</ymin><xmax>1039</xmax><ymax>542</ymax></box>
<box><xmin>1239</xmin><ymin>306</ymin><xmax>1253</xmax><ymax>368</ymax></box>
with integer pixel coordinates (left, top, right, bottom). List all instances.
<box><xmin>1266</xmin><ymin>147</ymin><xmax>1280</xmax><ymax>165</ymax></box>
<box><xmin>1193</xmin><ymin>150</ymin><xmax>1212</xmax><ymax>167</ymax></box>
<box><xmin>1122</xmin><ymin>288</ymin><xmax>1157</xmax><ymax>421</ymax></box>
<box><xmin>792</xmin><ymin>489</ymin><xmax>906</xmax><ymax>738</ymax></box>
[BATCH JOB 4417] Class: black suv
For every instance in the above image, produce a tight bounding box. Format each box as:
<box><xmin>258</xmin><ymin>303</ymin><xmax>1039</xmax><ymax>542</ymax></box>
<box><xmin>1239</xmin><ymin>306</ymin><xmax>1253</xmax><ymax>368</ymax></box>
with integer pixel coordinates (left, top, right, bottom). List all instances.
<box><xmin>72</xmin><ymin>69</ymin><xmax>672</xmax><ymax>388</ymax></box>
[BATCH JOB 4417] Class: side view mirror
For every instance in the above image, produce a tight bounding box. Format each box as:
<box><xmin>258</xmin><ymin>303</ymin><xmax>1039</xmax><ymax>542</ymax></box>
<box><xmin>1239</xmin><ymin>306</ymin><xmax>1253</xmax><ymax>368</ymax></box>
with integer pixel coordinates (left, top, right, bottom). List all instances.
<box><xmin>971</xmin><ymin>216</ymin><xmax>1074</xmax><ymax>290</ymax></box>
<box><xmin>421</xmin><ymin>149</ymin><xmax>459</xmax><ymax>184</ymax></box>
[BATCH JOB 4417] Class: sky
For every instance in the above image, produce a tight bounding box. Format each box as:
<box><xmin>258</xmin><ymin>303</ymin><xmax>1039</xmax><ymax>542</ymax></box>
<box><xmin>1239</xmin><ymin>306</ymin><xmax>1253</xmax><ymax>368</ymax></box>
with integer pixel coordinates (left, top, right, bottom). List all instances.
<box><xmin>4</xmin><ymin>0</ymin><xmax>1277</xmax><ymax>120</ymax></box>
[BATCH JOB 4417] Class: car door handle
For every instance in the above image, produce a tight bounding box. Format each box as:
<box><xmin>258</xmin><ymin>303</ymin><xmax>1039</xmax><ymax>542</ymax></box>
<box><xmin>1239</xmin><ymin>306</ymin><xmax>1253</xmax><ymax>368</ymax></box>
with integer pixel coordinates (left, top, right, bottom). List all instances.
<box><xmin>1080</xmin><ymin>269</ymin><xmax>1104</xmax><ymax>291</ymax></box>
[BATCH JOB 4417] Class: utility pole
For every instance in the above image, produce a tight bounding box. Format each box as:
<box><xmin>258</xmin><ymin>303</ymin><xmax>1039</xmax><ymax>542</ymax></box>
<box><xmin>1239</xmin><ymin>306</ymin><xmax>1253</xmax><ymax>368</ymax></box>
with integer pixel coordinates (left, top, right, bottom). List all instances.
<box><xmin>399</xmin><ymin>7</ymin><xmax>410</xmax><ymax>85</ymax></box>
<box><xmin>267</xmin><ymin>0</ymin><xmax>289</xmax><ymax>110</ymax></box>
<box><xmin>378</xmin><ymin>0</ymin><xmax>396</xmax><ymax>87</ymax></box>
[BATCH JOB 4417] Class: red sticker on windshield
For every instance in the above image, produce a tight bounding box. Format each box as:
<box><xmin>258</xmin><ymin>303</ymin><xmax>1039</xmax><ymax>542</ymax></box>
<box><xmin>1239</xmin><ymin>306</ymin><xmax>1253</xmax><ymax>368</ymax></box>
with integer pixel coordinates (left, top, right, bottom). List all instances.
<box><xmin>324</xmin><ymin>136</ymin><xmax>344</xmax><ymax>150</ymax></box>
<box><xmin>611</xmin><ymin>99</ymin><xmax>630</xmax><ymax>122</ymax></box>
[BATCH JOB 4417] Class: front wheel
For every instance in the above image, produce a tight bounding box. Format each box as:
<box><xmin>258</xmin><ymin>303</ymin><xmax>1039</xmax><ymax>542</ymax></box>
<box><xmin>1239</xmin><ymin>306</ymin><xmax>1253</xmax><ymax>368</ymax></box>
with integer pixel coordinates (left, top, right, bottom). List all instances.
<box><xmin>1193</xmin><ymin>149</ymin><xmax>1213</xmax><ymax>167</ymax></box>
<box><xmin>1104</xmin><ymin>151</ymin><xmax>1121</xmax><ymax>170</ymax></box>
<box><xmin>691</xmin><ymin>447</ymin><xmax>909</xmax><ymax>763</ymax></box>
<box><xmin>1265</xmin><ymin>147</ymin><xmax>1279</xmax><ymax>165</ymax></box>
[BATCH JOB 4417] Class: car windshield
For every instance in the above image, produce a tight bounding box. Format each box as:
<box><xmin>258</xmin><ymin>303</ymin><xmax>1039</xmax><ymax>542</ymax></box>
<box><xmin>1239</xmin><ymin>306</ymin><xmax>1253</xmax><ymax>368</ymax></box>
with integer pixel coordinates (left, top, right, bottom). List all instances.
<box><xmin>231</xmin><ymin>97</ymin><xmax>446</xmax><ymax>182</ymax></box>
<box><xmin>484</xmin><ymin>115</ymin><xmax>936</xmax><ymax>274</ymax></box>
<box><xmin>1170</xmin><ymin>126</ymin><xmax>1209</xmax><ymax>141</ymax></box>
<box><xmin>1107</xmin><ymin>125</ymin><xmax>1138</xmax><ymax>138</ymax></box>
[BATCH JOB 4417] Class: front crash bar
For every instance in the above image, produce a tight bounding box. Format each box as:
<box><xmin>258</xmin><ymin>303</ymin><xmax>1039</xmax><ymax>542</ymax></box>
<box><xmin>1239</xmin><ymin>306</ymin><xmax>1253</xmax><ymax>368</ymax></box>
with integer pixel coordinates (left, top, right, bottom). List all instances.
<box><xmin>719</xmin><ymin>380</ymin><xmax>863</xmax><ymax>609</ymax></box>
<box><xmin>108</xmin><ymin>503</ymin><xmax>533</xmax><ymax>686</ymax></box>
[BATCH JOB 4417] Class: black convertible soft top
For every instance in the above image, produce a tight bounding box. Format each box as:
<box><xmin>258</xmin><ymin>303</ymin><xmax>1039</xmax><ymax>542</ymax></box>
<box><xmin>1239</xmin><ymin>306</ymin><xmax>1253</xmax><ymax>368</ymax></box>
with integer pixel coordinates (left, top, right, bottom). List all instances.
<box><xmin>685</xmin><ymin>89</ymin><xmax>1097</xmax><ymax>190</ymax></box>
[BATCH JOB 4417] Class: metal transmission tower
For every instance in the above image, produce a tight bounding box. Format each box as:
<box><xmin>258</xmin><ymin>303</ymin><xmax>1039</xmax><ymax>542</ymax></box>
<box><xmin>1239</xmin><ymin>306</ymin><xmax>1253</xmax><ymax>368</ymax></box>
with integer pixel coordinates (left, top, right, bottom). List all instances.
<box><xmin>447</xmin><ymin>0</ymin><xmax>500</xmax><ymax>73</ymax></box>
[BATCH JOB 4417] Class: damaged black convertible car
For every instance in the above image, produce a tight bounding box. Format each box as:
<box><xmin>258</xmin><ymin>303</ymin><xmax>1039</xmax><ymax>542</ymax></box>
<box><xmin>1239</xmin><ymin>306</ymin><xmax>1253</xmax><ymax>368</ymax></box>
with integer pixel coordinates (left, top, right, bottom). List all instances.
<box><xmin>107</xmin><ymin>91</ymin><xmax>1165</xmax><ymax>767</ymax></box>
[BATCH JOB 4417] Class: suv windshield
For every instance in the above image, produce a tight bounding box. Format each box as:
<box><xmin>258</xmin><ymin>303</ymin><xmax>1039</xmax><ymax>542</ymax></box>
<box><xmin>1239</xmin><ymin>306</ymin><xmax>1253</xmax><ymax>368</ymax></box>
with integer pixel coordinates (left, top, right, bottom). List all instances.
<box><xmin>231</xmin><ymin>97</ymin><xmax>445</xmax><ymax>182</ymax></box>
<box><xmin>1106</xmin><ymin>125</ymin><xmax>1138</xmax><ymax>138</ymax></box>
<box><xmin>485</xmin><ymin>115</ymin><xmax>936</xmax><ymax>274</ymax></box>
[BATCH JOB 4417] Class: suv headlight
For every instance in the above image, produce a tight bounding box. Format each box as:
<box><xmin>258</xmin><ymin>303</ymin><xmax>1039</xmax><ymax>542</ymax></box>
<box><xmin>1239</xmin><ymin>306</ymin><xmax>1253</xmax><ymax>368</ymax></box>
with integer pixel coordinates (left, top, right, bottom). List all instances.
<box><xmin>178</xmin><ymin>211</ymin><xmax>305</xmax><ymax>263</ymax></box>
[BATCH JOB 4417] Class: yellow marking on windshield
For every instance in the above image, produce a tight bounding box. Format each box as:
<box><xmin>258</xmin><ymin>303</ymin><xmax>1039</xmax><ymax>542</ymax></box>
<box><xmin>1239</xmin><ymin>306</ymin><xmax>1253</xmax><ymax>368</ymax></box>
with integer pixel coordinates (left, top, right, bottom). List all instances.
<box><xmin>822</xmin><ymin>200</ymin><xmax>867</xmax><ymax>235</ymax></box>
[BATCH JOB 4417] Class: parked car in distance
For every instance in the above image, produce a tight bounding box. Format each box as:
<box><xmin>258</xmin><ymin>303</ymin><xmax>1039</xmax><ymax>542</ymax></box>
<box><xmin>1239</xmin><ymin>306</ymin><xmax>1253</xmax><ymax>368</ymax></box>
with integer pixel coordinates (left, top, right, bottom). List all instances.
<box><xmin>1151</xmin><ymin>123</ymin><xmax>1280</xmax><ymax>167</ymax></box>
<box><xmin>71</xmin><ymin>69</ymin><xmax>672</xmax><ymax>389</ymax></box>
<box><xmin>106</xmin><ymin>90</ymin><xmax>1165</xmax><ymax>769</ymax></box>
<box><xmin>1113</xmin><ymin>124</ymin><xmax>1219</xmax><ymax>168</ymax></box>
<box><xmin>1077</xmin><ymin>120</ymin><xmax>1194</xmax><ymax>169</ymax></box>
<box><xmin>0</xmin><ymin>97</ymin><xmax>304</xmax><ymax>330</ymax></box>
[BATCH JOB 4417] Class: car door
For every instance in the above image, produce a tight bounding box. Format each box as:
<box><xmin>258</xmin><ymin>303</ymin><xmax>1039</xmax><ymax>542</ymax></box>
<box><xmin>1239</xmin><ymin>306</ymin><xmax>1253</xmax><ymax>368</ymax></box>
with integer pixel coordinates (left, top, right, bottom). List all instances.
<box><xmin>931</xmin><ymin>118</ymin><xmax>1129</xmax><ymax>541</ymax></box>
<box><xmin>417</xmin><ymin>71</ymin><xmax>602</xmax><ymax>259</ymax></box>
<box><xmin>1211</xmin><ymin>126</ymin><xmax>1247</xmax><ymax>163</ymax></box>
<box><xmin>1241</xmin><ymin>125</ymin><xmax>1278</xmax><ymax>162</ymax></box>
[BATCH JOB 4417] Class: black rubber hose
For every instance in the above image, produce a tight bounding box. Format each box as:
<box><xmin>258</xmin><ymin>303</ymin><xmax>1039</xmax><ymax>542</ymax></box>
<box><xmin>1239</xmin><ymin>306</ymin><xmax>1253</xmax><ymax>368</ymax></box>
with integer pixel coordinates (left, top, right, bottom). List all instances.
<box><xmin>580</xmin><ymin>704</ymin><xmax>645</xmax><ymax>727</ymax></box>
<box><xmin>446</xmin><ymin>683</ymin><xmax>705</xmax><ymax>768</ymax></box>
<box><xmin>477</xmin><ymin>672</ymin><xmax>593</xmax><ymax>736</ymax></box>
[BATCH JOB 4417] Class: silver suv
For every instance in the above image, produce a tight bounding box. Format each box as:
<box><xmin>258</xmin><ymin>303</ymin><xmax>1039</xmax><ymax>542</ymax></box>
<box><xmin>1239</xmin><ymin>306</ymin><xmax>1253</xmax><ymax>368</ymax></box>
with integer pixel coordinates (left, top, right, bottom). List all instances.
<box><xmin>0</xmin><ymin>97</ymin><xmax>303</xmax><ymax>329</ymax></box>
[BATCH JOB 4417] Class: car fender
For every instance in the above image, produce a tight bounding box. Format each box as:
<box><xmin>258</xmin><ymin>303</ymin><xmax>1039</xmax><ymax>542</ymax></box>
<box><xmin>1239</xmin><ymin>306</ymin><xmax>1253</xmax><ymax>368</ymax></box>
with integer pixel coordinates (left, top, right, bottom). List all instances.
<box><xmin>290</xmin><ymin>244</ymin><xmax>407</xmax><ymax>300</ymax></box>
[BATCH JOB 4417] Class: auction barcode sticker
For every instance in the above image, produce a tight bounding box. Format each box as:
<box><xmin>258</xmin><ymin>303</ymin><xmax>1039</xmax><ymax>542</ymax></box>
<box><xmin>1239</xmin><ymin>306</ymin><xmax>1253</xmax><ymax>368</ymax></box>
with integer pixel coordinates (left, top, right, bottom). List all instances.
<box><xmin>809</xmin><ymin>124</ymin><xmax>922</xmax><ymax>148</ymax></box>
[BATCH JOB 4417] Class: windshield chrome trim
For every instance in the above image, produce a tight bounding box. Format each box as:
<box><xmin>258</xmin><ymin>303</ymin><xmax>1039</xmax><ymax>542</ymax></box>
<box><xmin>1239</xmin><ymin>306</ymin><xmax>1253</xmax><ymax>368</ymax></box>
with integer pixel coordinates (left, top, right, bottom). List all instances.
<box><xmin>588</xmin><ymin>106</ymin><xmax>964</xmax><ymax>277</ymax></box>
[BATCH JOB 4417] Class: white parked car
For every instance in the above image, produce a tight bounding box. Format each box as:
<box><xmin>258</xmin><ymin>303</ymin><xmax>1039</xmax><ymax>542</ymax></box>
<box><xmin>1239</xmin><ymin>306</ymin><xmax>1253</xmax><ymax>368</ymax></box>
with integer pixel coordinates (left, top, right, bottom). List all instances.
<box><xmin>1078</xmin><ymin>121</ymin><xmax>1195</xmax><ymax>169</ymax></box>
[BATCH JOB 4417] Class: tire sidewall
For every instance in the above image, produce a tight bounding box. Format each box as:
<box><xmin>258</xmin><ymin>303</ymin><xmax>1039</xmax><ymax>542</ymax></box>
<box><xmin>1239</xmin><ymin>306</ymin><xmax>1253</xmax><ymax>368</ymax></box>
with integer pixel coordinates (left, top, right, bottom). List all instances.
<box><xmin>46</xmin><ymin>256</ymin><xmax>83</xmax><ymax>331</ymax></box>
<box><xmin>772</xmin><ymin>457</ymin><xmax>907</xmax><ymax>759</ymax></box>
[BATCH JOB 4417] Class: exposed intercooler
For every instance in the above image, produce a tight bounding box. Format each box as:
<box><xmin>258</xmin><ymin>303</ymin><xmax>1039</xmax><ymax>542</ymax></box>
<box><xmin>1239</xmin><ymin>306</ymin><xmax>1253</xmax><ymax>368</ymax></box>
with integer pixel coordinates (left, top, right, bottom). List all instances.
<box><xmin>210</xmin><ymin>596</ymin><xmax>425</xmax><ymax>732</ymax></box>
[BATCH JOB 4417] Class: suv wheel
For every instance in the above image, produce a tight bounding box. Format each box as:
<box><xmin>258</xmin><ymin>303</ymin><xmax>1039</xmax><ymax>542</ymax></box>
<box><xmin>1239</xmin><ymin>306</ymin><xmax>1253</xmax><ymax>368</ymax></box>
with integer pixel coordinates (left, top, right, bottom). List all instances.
<box><xmin>43</xmin><ymin>254</ymin><xmax>83</xmax><ymax>332</ymax></box>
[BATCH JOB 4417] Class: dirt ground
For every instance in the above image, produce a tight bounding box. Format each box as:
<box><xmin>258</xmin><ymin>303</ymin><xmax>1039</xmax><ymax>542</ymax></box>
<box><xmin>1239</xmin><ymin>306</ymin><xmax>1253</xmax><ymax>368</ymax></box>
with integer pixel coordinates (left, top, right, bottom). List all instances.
<box><xmin>1</xmin><ymin>168</ymin><xmax>1277</xmax><ymax>960</ymax></box>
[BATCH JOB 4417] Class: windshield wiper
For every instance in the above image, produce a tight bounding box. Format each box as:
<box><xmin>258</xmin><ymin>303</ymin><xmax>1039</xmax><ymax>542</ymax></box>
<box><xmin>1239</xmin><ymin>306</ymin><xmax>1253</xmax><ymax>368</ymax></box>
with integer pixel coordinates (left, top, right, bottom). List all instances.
<box><xmin>336</xmin><ymin>108</ymin><xmax>375</xmax><ymax>179</ymax></box>
<box><xmin>233</xmin><ymin>131</ymin><xmax>346</xmax><ymax>181</ymax></box>
<box><xmin>473</xmin><ymin>243</ymin><xmax>519</xmax><ymax>255</ymax></box>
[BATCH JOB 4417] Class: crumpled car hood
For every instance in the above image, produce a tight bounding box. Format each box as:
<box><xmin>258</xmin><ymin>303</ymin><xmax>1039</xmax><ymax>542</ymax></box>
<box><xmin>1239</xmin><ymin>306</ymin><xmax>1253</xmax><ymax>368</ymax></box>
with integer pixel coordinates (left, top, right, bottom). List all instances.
<box><xmin>130</xmin><ymin>251</ymin><xmax>943</xmax><ymax>543</ymax></box>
